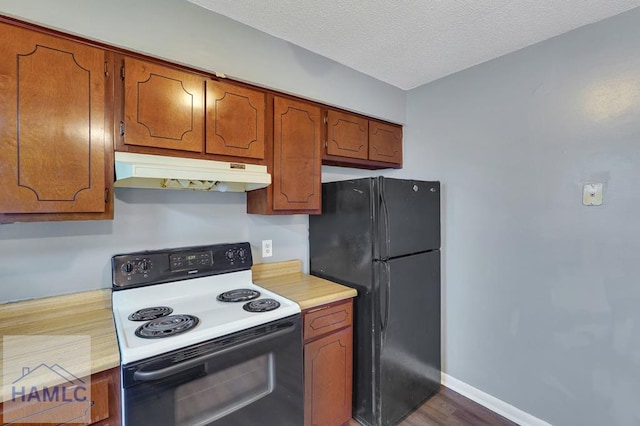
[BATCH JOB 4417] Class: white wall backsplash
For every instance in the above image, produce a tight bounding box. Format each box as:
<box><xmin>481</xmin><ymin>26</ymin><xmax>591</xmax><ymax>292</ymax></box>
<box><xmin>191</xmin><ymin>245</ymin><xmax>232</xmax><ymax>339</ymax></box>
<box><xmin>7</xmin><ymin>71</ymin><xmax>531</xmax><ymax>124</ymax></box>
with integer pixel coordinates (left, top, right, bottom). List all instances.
<box><xmin>0</xmin><ymin>189</ymin><xmax>308</xmax><ymax>303</ymax></box>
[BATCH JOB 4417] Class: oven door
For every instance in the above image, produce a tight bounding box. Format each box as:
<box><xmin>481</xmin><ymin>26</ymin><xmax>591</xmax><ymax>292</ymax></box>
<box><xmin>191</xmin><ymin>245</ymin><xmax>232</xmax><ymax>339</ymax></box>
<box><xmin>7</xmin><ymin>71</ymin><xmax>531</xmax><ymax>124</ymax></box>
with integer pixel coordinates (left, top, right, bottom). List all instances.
<box><xmin>121</xmin><ymin>315</ymin><xmax>303</xmax><ymax>426</ymax></box>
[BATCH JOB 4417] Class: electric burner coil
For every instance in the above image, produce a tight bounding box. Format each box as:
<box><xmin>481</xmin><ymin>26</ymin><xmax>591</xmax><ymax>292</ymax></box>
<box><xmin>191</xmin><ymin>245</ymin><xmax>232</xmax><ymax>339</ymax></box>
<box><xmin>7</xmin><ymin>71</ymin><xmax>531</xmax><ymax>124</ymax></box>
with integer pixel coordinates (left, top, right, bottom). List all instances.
<box><xmin>135</xmin><ymin>314</ymin><xmax>199</xmax><ymax>339</ymax></box>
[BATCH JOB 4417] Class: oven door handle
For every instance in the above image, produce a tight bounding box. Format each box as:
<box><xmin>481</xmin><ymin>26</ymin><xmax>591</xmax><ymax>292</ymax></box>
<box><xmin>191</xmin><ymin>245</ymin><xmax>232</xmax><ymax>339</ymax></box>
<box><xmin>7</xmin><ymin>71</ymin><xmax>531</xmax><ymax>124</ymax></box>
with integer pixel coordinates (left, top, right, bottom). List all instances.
<box><xmin>133</xmin><ymin>326</ymin><xmax>295</xmax><ymax>382</ymax></box>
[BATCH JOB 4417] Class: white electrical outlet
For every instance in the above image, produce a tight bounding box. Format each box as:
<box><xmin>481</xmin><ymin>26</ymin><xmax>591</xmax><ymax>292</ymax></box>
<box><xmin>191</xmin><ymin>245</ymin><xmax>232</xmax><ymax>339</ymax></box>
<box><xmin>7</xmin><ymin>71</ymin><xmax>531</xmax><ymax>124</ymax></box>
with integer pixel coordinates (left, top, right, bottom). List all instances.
<box><xmin>583</xmin><ymin>183</ymin><xmax>604</xmax><ymax>206</ymax></box>
<box><xmin>262</xmin><ymin>240</ymin><xmax>273</xmax><ymax>258</ymax></box>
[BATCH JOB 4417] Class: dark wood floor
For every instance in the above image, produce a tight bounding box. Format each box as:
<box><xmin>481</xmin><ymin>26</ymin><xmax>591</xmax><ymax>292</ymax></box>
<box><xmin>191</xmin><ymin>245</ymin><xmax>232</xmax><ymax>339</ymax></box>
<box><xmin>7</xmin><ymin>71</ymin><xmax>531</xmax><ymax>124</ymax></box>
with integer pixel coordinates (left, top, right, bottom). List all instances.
<box><xmin>348</xmin><ymin>386</ymin><xmax>519</xmax><ymax>426</ymax></box>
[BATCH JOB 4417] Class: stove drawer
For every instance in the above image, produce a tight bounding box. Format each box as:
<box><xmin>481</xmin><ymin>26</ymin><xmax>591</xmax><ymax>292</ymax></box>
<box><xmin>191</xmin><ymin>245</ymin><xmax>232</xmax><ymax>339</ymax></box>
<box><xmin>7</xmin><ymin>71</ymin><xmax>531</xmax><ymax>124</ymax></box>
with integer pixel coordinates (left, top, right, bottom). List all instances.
<box><xmin>304</xmin><ymin>299</ymin><xmax>353</xmax><ymax>342</ymax></box>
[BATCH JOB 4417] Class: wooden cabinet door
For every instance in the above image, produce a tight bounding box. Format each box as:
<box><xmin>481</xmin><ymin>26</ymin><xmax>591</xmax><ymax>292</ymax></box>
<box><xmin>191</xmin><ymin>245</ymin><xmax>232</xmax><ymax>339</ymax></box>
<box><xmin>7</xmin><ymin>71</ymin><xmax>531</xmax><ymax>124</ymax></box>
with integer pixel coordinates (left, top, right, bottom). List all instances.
<box><xmin>0</xmin><ymin>367</ymin><xmax>120</xmax><ymax>425</ymax></box>
<box><xmin>122</xmin><ymin>57</ymin><xmax>204</xmax><ymax>152</ymax></box>
<box><xmin>323</xmin><ymin>110</ymin><xmax>403</xmax><ymax>170</ymax></box>
<box><xmin>206</xmin><ymin>80</ymin><xmax>265</xmax><ymax>160</ymax></box>
<box><xmin>326</xmin><ymin>109</ymin><xmax>369</xmax><ymax>160</ymax></box>
<box><xmin>91</xmin><ymin>367</ymin><xmax>121</xmax><ymax>426</ymax></box>
<box><xmin>0</xmin><ymin>22</ymin><xmax>107</xmax><ymax>215</ymax></box>
<box><xmin>368</xmin><ymin>120</ymin><xmax>403</xmax><ymax>166</ymax></box>
<box><xmin>304</xmin><ymin>326</ymin><xmax>353</xmax><ymax>426</ymax></box>
<box><xmin>272</xmin><ymin>97</ymin><xmax>322</xmax><ymax>212</ymax></box>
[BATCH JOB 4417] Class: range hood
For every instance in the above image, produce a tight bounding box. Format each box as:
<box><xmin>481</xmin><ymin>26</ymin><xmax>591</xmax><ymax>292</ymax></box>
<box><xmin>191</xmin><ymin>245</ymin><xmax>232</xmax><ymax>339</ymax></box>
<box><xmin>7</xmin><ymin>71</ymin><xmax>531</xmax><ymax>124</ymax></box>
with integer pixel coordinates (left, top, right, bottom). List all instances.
<box><xmin>114</xmin><ymin>152</ymin><xmax>271</xmax><ymax>192</ymax></box>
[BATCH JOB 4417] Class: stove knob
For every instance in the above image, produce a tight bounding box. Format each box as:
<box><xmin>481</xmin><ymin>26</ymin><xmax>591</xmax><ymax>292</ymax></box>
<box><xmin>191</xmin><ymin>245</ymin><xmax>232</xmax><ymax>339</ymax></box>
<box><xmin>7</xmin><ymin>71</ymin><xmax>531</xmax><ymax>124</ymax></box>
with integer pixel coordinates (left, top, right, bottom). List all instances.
<box><xmin>121</xmin><ymin>263</ymin><xmax>134</xmax><ymax>274</ymax></box>
<box><xmin>225</xmin><ymin>249</ymin><xmax>235</xmax><ymax>260</ymax></box>
<box><xmin>139</xmin><ymin>259</ymin><xmax>150</xmax><ymax>272</ymax></box>
<box><xmin>237</xmin><ymin>248</ymin><xmax>247</xmax><ymax>259</ymax></box>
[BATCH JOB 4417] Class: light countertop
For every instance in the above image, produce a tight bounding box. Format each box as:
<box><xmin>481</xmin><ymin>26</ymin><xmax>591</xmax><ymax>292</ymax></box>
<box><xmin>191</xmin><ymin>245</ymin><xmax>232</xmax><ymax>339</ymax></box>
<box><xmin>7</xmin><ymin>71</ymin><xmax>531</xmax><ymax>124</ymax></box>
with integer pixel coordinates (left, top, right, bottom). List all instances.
<box><xmin>252</xmin><ymin>260</ymin><xmax>357</xmax><ymax>310</ymax></box>
<box><xmin>0</xmin><ymin>289</ymin><xmax>119</xmax><ymax>403</ymax></box>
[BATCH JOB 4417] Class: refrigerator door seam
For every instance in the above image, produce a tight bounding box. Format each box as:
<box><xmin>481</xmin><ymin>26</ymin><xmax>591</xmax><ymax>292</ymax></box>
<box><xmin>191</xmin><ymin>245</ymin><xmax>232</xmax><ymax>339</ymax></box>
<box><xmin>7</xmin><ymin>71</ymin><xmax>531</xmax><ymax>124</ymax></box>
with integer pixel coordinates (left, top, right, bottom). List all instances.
<box><xmin>378</xmin><ymin>177</ymin><xmax>391</xmax><ymax>260</ymax></box>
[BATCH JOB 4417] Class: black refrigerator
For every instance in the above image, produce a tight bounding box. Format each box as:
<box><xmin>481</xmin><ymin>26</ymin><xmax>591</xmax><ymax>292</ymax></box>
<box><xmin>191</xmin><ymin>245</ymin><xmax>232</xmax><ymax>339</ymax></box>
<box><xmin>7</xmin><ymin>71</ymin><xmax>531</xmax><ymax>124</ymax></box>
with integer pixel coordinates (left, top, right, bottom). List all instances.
<box><xmin>309</xmin><ymin>177</ymin><xmax>441</xmax><ymax>426</ymax></box>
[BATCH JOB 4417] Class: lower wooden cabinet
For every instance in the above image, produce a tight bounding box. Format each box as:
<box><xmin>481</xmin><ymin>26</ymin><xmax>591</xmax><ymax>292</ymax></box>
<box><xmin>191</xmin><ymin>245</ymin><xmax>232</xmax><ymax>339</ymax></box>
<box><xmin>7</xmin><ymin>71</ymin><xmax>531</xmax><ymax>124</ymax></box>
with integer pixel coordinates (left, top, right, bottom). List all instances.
<box><xmin>0</xmin><ymin>366</ymin><xmax>121</xmax><ymax>426</ymax></box>
<box><xmin>304</xmin><ymin>299</ymin><xmax>353</xmax><ymax>426</ymax></box>
<box><xmin>90</xmin><ymin>367</ymin><xmax>121</xmax><ymax>426</ymax></box>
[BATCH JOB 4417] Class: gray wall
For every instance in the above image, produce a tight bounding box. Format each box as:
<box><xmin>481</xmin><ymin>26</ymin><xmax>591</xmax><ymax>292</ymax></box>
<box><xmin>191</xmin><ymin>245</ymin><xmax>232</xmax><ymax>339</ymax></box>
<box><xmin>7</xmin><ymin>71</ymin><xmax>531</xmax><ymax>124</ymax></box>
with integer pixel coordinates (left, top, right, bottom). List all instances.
<box><xmin>406</xmin><ymin>8</ymin><xmax>640</xmax><ymax>426</ymax></box>
<box><xmin>0</xmin><ymin>0</ymin><xmax>404</xmax><ymax>302</ymax></box>
<box><xmin>0</xmin><ymin>190</ymin><xmax>307</xmax><ymax>302</ymax></box>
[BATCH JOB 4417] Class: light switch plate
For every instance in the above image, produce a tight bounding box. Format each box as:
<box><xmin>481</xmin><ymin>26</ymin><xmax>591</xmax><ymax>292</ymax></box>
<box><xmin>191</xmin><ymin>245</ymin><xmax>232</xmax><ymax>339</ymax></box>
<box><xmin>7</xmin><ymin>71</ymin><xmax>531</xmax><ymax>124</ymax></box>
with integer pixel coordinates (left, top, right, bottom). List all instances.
<box><xmin>583</xmin><ymin>183</ymin><xmax>603</xmax><ymax>206</ymax></box>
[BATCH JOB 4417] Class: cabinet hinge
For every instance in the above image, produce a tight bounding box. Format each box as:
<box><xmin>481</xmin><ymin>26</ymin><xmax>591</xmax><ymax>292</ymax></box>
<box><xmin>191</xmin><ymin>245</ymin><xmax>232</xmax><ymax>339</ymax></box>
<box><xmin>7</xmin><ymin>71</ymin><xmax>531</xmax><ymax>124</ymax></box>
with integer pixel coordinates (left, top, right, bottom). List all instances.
<box><xmin>119</xmin><ymin>121</ymin><xmax>125</xmax><ymax>136</ymax></box>
<box><xmin>104</xmin><ymin>188</ymin><xmax>110</xmax><ymax>203</ymax></box>
<box><xmin>104</xmin><ymin>61</ymin><xmax>109</xmax><ymax>77</ymax></box>
<box><xmin>120</xmin><ymin>65</ymin><xmax>125</xmax><ymax>80</ymax></box>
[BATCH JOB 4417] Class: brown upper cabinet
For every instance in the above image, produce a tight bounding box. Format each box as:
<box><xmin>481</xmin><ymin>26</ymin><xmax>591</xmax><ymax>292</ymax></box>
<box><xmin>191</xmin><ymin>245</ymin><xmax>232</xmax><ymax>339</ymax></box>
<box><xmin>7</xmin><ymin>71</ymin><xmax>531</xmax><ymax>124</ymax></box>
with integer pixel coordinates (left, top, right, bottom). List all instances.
<box><xmin>247</xmin><ymin>96</ymin><xmax>322</xmax><ymax>214</ymax></box>
<box><xmin>0</xmin><ymin>17</ymin><xmax>403</xmax><ymax>223</ymax></box>
<box><xmin>206</xmin><ymin>80</ymin><xmax>266</xmax><ymax>159</ymax></box>
<box><xmin>117</xmin><ymin>57</ymin><xmax>266</xmax><ymax>162</ymax></box>
<box><xmin>369</xmin><ymin>119</ymin><xmax>403</xmax><ymax>165</ymax></box>
<box><xmin>0</xmin><ymin>21</ymin><xmax>114</xmax><ymax>224</ymax></box>
<box><xmin>326</xmin><ymin>109</ymin><xmax>369</xmax><ymax>160</ymax></box>
<box><xmin>323</xmin><ymin>109</ymin><xmax>403</xmax><ymax>169</ymax></box>
<box><xmin>120</xmin><ymin>57</ymin><xmax>205</xmax><ymax>153</ymax></box>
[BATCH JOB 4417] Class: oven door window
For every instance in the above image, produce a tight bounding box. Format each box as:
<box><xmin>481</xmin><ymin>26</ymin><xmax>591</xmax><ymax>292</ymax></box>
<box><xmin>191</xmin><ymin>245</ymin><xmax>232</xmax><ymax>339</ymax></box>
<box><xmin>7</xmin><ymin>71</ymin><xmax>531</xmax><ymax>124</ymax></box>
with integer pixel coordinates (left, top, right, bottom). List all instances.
<box><xmin>175</xmin><ymin>354</ymin><xmax>274</xmax><ymax>426</ymax></box>
<box><xmin>122</xmin><ymin>317</ymin><xmax>303</xmax><ymax>426</ymax></box>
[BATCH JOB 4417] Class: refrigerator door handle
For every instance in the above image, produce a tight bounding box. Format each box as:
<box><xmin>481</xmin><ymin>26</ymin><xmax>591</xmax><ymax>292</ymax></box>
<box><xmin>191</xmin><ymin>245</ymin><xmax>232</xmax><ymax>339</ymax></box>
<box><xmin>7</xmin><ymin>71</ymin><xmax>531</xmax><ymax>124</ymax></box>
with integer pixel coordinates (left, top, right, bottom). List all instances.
<box><xmin>379</xmin><ymin>262</ymin><xmax>391</xmax><ymax>342</ymax></box>
<box><xmin>379</xmin><ymin>179</ymin><xmax>391</xmax><ymax>259</ymax></box>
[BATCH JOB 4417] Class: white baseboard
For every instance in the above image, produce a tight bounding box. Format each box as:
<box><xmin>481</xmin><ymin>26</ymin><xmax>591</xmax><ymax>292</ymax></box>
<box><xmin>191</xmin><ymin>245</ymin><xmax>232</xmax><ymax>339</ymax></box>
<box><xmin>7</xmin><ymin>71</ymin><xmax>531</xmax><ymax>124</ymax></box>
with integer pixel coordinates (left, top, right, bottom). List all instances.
<box><xmin>441</xmin><ymin>373</ymin><xmax>552</xmax><ymax>426</ymax></box>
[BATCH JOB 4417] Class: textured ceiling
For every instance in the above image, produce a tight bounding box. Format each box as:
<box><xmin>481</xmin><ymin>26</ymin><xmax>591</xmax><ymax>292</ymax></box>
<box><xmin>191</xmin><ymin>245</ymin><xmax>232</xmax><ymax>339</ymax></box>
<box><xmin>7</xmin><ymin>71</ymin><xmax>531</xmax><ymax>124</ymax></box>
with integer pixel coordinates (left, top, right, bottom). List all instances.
<box><xmin>186</xmin><ymin>0</ymin><xmax>640</xmax><ymax>90</ymax></box>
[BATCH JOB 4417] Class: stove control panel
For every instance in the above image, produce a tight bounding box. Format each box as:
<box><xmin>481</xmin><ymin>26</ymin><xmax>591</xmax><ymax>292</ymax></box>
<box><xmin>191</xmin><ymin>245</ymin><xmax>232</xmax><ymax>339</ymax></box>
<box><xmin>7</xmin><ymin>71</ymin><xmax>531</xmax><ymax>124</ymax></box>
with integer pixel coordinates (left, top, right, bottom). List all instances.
<box><xmin>112</xmin><ymin>242</ymin><xmax>253</xmax><ymax>289</ymax></box>
<box><xmin>170</xmin><ymin>251</ymin><xmax>212</xmax><ymax>271</ymax></box>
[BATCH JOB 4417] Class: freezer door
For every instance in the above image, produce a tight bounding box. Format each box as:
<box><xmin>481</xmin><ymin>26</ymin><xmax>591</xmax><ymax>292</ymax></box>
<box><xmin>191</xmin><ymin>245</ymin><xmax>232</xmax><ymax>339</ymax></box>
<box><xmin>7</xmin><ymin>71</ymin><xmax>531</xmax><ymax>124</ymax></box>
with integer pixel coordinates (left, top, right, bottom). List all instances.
<box><xmin>377</xmin><ymin>178</ymin><xmax>440</xmax><ymax>260</ymax></box>
<box><xmin>309</xmin><ymin>178</ymin><xmax>376</xmax><ymax>290</ymax></box>
<box><xmin>378</xmin><ymin>251</ymin><xmax>440</xmax><ymax>425</ymax></box>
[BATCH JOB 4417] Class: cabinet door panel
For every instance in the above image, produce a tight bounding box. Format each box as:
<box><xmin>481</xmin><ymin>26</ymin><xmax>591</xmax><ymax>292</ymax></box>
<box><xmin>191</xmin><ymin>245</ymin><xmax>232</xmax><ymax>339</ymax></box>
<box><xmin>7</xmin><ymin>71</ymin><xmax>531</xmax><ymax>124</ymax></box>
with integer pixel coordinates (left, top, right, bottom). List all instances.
<box><xmin>326</xmin><ymin>109</ymin><xmax>369</xmax><ymax>160</ymax></box>
<box><xmin>123</xmin><ymin>57</ymin><xmax>204</xmax><ymax>152</ymax></box>
<box><xmin>0</xmin><ymin>23</ymin><xmax>106</xmax><ymax>214</ymax></box>
<box><xmin>369</xmin><ymin>120</ymin><xmax>403</xmax><ymax>165</ymax></box>
<box><xmin>206</xmin><ymin>80</ymin><xmax>265</xmax><ymax>159</ymax></box>
<box><xmin>304</xmin><ymin>326</ymin><xmax>353</xmax><ymax>426</ymax></box>
<box><xmin>273</xmin><ymin>97</ymin><xmax>321</xmax><ymax>211</ymax></box>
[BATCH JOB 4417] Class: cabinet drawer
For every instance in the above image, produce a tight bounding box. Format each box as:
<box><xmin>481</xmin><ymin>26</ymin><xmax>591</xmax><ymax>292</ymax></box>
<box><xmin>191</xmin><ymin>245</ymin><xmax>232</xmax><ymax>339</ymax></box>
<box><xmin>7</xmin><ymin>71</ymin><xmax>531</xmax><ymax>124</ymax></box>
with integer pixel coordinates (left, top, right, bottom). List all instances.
<box><xmin>303</xmin><ymin>299</ymin><xmax>353</xmax><ymax>341</ymax></box>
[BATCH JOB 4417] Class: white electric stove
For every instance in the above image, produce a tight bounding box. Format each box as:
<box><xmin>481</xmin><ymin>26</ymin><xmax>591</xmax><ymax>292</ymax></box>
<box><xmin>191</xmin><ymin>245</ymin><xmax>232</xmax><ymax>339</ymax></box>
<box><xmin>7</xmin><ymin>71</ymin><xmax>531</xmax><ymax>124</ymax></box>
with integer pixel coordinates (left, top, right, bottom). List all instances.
<box><xmin>112</xmin><ymin>242</ymin><xmax>305</xmax><ymax>425</ymax></box>
<box><xmin>111</xmin><ymin>242</ymin><xmax>301</xmax><ymax>365</ymax></box>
